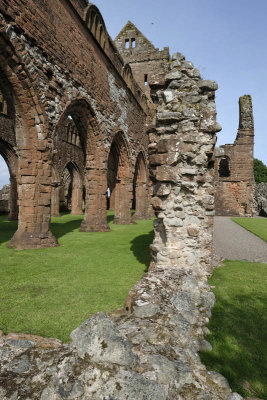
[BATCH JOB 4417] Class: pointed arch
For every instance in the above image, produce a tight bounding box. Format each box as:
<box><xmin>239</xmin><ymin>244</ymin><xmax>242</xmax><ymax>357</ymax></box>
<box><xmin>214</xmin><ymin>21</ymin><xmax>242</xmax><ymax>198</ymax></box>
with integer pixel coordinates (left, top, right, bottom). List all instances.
<box><xmin>132</xmin><ymin>151</ymin><xmax>150</xmax><ymax>220</ymax></box>
<box><xmin>0</xmin><ymin>34</ymin><xmax>56</xmax><ymax>248</ymax></box>
<box><xmin>107</xmin><ymin>131</ymin><xmax>133</xmax><ymax>224</ymax></box>
<box><xmin>84</xmin><ymin>4</ymin><xmax>109</xmax><ymax>52</ymax></box>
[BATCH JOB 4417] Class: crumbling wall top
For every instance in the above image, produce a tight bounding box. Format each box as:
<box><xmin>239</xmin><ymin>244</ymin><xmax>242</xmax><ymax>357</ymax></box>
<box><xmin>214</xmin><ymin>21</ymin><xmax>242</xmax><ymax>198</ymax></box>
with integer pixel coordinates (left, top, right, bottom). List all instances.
<box><xmin>239</xmin><ymin>94</ymin><xmax>254</xmax><ymax>130</ymax></box>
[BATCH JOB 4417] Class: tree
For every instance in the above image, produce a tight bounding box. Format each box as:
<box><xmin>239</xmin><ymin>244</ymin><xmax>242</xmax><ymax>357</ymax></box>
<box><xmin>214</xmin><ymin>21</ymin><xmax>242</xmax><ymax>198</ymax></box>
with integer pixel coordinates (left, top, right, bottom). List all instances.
<box><xmin>254</xmin><ymin>158</ymin><xmax>267</xmax><ymax>183</ymax></box>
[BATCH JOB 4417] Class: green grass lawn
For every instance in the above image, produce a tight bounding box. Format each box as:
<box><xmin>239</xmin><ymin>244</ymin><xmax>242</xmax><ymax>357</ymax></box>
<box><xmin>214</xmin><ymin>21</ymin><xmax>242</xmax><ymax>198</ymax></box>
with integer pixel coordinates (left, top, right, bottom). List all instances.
<box><xmin>0</xmin><ymin>212</ymin><xmax>153</xmax><ymax>342</ymax></box>
<box><xmin>201</xmin><ymin>260</ymin><xmax>267</xmax><ymax>399</ymax></box>
<box><xmin>232</xmin><ymin>217</ymin><xmax>267</xmax><ymax>242</ymax></box>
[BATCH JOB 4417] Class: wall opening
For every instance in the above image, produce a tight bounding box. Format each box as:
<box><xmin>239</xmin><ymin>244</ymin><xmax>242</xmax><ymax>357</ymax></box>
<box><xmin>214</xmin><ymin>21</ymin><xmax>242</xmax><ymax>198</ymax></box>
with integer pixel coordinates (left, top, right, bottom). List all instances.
<box><xmin>219</xmin><ymin>156</ymin><xmax>230</xmax><ymax>177</ymax></box>
<box><xmin>0</xmin><ymin>154</ymin><xmax>10</xmax><ymax>215</ymax></box>
<box><xmin>125</xmin><ymin>39</ymin><xmax>129</xmax><ymax>49</ymax></box>
<box><xmin>131</xmin><ymin>38</ymin><xmax>136</xmax><ymax>48</ymax></box>
<box><xmin>144</xmin><ymin>74</ymin><xmax>148</xmax><ymax>86</ymax></box>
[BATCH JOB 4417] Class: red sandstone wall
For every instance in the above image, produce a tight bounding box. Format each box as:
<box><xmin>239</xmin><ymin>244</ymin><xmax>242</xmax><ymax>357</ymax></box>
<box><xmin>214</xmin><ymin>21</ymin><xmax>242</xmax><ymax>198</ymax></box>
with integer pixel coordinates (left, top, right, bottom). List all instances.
<box><xmin>0</xmin><ymin>0</ymin><xmax>150</xmax><ymax>248</ymax></box>
<box><xmin>214</xmin><ymin>95</ymin><xmax>255</xmax><ymax>216</ymax></box>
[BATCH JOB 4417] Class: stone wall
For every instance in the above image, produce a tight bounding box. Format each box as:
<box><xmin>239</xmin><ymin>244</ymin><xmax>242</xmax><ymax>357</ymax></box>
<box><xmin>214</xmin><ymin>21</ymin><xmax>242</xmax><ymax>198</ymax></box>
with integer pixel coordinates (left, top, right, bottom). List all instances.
<box><xmin>254</xmin><ymin>182</ymin><xmax>267</xmax><ymax>217</ymax></box>
<box><xmin>214</xmin><ymin>95</ymin><xmax>255</xmax><ymax>216</ymax></box>
<box><xmin>0</xmin><ymin>184</ymin><xmax>9</xmax><ymax>213</ymax></box>
<box><xmin>0</xmin><ymin>0</ymin><xmax>151</xmax><ymax>249</ymax></box>
<box><xmin>0</xmin><ymin>52</ymin><xmax>242</xmax><ymax>399</ymax></box>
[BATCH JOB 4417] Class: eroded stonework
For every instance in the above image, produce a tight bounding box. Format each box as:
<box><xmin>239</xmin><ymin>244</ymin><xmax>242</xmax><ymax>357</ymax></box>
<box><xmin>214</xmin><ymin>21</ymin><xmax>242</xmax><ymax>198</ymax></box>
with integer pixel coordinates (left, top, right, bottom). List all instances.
<box><xmin>0</xmin><ymin>2</ymin><xmax>246</xmax><ymax>399</ymax></box>
<box><xmin>0</xmin><ymin>40</ymin><xmax>241</xmax><ymax>398</ymax></box>
<box><xmin>214</xmin><ymin>95</ymin><xmax>255</xmax><ymax>217</ymax></box>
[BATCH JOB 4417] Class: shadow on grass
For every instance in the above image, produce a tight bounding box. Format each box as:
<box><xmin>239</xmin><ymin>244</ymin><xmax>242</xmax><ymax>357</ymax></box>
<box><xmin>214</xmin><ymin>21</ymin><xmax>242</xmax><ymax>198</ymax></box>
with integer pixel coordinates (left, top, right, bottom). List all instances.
<box><xmin>130</xmin><ymin>230</ymin><xmax>154</xmax><ymax>272</ymax></box>
<box><xmin>51</xmin><ymin>218</ymin><xmax>83</xmax><ymax>240</ymax></box>
<box><xmin>201</xmin><ymin>292</ymin><xmax>267</xmax><ymax>398</ymax></box>
<box><xmin>0</xmin><ymin>212</ymin><xmax>116</xmax><ymax>245</ymax></box>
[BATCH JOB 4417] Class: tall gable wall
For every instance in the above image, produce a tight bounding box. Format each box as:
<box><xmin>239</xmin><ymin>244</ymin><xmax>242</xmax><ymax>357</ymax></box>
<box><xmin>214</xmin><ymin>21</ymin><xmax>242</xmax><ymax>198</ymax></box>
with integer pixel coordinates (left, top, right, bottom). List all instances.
<box><xmin>114</xmin><ymin>21</ymin><xmax>170</xmax><ymax>100</ymax></box>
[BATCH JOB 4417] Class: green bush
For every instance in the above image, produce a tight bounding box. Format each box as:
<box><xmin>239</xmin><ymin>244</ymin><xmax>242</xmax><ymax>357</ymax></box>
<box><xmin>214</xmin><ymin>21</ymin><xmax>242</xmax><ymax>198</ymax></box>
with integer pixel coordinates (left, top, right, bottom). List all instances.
<box><xmin>254</xmin><ymin>158</ymin><xmax>267</xmax><ymax>183</ymax></box>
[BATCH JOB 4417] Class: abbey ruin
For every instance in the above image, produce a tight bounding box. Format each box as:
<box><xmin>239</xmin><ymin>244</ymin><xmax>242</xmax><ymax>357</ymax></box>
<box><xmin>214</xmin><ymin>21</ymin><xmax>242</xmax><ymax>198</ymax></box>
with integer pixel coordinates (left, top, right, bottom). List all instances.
<box><xmin>0</xmin><ymin>1</ymin><xmax>253</xmax><ymax>399</ymax></box>
<box><xmin>214</xmin><ymin>95</ymin><xmax>255</xmax><ymax>217</ymax></box>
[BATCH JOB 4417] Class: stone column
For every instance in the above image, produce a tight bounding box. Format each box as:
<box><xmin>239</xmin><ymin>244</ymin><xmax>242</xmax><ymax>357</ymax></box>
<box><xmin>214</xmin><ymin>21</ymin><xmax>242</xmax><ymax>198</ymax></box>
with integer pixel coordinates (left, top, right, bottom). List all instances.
<box><xmin>8</xmin><ymin>175</ymin><xmax>18</xmax><ymax>220</ymax></box>
<box><xmin>133</xmin><ymin>183</ymin><xmax>149</xmax><ymax>220</ymax></box>
<box><xmin>51</xmin><ymin>184</ymin><xmax>60</xmax><ymax>217</ymax></box>
<box><xmin>109</xmin><ymin>187</ymin><xmax>115</xmax><ymax>210</ymax></box>
<box><xmin>71</xmin><ymin>185</ymin><xmax>83</xmax><ymax>215</ymax></box>
<box><xmin>149</xmin><ymin>53</ymin><xmax>221</xmax><ymax>277</ymax></box>
<box><xmin>9</xmin><ymin>146</ymin><xmax>57</xmax><ymax>250</ymax></box>
<box><xmin>80</xmin><ymin>167</ymin><xmax>109</xmax><ymax>232</ymax></box>
<box><xmin>113</xmin><ymin>178</ymin><xmax>133</xmax><ymax>224</ymax></box>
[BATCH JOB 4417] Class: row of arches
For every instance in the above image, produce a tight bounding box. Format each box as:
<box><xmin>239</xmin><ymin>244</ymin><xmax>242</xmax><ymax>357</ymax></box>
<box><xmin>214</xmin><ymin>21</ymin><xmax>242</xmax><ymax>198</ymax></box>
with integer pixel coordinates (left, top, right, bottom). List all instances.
<box><xmin>49</xmin><ymin>149</ymin><xmax>148</xmax><ymax>220</ymax></box>
<box><xmin>0</xmin><ymin>72</ymin><xmax>151</xmax><ymax>250</ymax></box>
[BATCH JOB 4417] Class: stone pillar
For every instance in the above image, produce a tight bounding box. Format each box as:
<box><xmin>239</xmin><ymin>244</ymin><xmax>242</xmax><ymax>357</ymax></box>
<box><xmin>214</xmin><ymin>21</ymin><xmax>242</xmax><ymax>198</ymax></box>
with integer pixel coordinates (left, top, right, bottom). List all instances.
<box><xmin>9</xmin><ymin>147</ymin><xmax>57</xmax><ymax>250</ymax></box>
<box><xmin>109</xmin><ymin>187</ymin><xmax>115</xmax><ymax>210</ymax></box>
<box><xmin>80</xmin><ymin>167</ymin><xmax>110</xmax><ymax>232</ymax></box>
<box><xmin>149</xmin><ymin>53</ymin><xmax>221</xmax><ymax>277</ymax></box>
<box><xmin>51</xmin><ymin>184</ymin><xmax>60</xmax><ymax>217</ymax></box>
<box><xmin>8</xmin><ymin>175</ymin><xmax>18</xmax><ymax>220</ymax></box>
<box><xmin>113</xmin><ymin>178</ymin><xmax>133</xmax><ymax>224</ymax></box>
<box><xmin>71</xmin><ymin>185</ymin><xmax>83</xmax><ymax>215</ymax></box>
<box><xmin>133</xmin><ymin>183</ymin><xmax>149</xmax><ymax>220</ymax></box>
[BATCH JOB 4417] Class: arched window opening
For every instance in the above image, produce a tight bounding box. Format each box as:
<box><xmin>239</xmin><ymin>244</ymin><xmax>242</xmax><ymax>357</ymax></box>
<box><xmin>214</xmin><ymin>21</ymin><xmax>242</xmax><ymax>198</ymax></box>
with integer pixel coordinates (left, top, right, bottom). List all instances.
<box><xmin>60</xmin><ymin>163</ymin><xmax>83</xmax><ymax>215</ymax></box>
<box><xmin>66</xmin><ymin>114</ymin><xmax>81</xmax><ymax>148</ymax></box>
<box><xmin>132</xmin><ymin>153</ymin><xmax>149</xmax><ymax>220</ymax></box>
<box><xmin>107</xmin><ymin>132</ymin><xmax>132</xmax><ymax>224</ymax></box>
<box><xmin>219</xmin><ymin>156</ymin><xmax>230</xmax><ymax>177</ymax></box>
<box><xmin>107</xmin><ymin>144</ymin><xmax>119</xmax><ymax>211</ymax></box>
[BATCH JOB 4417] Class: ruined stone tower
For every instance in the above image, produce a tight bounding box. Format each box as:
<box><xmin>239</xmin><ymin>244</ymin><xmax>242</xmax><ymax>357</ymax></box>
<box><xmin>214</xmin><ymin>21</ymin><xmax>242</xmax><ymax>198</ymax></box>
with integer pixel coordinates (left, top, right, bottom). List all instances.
<box><xmin>114</xmin><ymin>21</ymin><xmax>170</xmax><ymax>101</ymax></box>
<box><xmin>214</xmin><ymin>95</ymin><xmax>255</xmax><ymax>216</ymax></box>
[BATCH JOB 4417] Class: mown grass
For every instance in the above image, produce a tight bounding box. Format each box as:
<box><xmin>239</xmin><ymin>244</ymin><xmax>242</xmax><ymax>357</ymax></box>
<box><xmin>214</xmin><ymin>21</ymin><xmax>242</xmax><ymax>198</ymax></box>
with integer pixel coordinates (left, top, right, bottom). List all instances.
<box><xmin>201</xmin><ymin>260</ymin><xmax>267</xmax><ymax>399</ymax></box>
<box><xmin>0</xmin><ymin>212</ymin><xmax>153</xmax><ymax>342</ymax></box>
<box><xmin>232</xmin><ymin>217</ymin><xmax>267</xmax><ymax>242</ymax></box>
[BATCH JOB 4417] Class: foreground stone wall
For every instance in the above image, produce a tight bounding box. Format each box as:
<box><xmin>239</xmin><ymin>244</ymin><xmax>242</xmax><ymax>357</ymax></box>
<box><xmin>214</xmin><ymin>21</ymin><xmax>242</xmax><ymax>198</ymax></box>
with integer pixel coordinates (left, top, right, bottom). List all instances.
<box><xmin>0</xmin><ymin>53</ymin><xmax>241</xmax><ymax>400</ymax></box>
<box><xmin>254</xmin><ymin>182</ymin><xmax>267</xmax><ymax>217</ymax></box>
<box><xmin>214</xmin><ymin>95</ymin><xmax>255</xmax><ymax>216</ymax></box>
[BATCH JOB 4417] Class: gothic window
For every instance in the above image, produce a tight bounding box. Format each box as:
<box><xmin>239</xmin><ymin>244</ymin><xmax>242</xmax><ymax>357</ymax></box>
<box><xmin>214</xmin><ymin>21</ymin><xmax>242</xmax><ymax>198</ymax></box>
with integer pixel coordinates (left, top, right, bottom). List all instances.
<box><xmin>125</xmin><ymin>39</ymin><xmax>129</xmax><ymax>49</ymax></box>
<box><xmin>66</xmin><ymin>115</ymin><xmax>81</xmax><ymax>147</ymax></box>
<box><xmin>219</xmin><ymin>156</ymin><xmax>230</xmax><ymax>177</ymax></box>
<box><xmin>131</xmin><ymin>38</ymin><xmax>136</xmax><ymax>48</ymax></box>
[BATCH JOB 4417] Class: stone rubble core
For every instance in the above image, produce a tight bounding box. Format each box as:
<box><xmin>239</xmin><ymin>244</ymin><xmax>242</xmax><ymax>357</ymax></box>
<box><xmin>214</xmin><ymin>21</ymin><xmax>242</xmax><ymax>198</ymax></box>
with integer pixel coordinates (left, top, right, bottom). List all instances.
<box><xmin>0</xmin><ymin>52</ymin><xmax>242</xmax><ymax>400</ymax></box>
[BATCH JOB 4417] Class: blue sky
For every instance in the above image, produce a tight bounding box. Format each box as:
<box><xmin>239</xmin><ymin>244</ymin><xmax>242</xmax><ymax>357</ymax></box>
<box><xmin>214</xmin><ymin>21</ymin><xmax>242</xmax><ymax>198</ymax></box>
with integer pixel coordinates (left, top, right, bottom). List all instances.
<box><xmin>0</xmin><ymin>0</ymin><xmax>266</xmax><ymax>187</ymax></box>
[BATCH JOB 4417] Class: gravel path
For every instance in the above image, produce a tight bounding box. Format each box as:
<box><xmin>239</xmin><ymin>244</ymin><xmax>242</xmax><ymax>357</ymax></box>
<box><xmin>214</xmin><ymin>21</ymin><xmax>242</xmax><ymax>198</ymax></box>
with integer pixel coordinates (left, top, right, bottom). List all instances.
<box><xmin>213</xmin><ymin>217</ymin><xmax>267</xmax><ymax>264</ymax></box>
